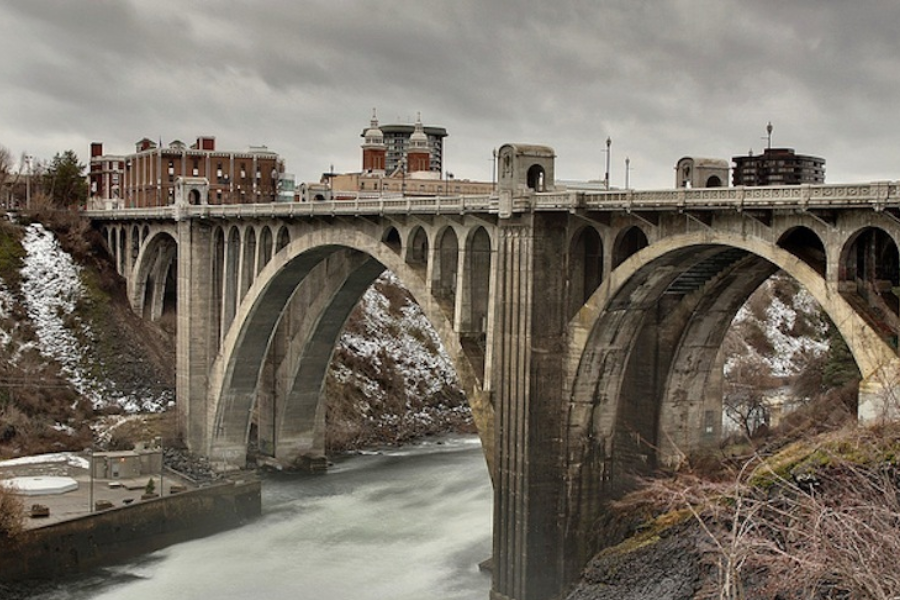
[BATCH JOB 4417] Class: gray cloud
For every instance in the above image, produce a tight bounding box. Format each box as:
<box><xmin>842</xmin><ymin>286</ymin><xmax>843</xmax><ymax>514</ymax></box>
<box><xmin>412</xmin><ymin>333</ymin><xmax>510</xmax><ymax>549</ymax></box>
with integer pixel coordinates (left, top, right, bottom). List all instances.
<box><xmin>1</xmin><ymin>0</ymin><xmax>899</xmax><ymax>187</ymax></box>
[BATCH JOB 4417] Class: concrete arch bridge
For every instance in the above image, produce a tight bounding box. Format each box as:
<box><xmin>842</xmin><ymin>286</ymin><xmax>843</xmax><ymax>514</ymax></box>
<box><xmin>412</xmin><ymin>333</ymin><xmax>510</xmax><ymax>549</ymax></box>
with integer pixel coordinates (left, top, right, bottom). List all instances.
<box><xmin>86</xmin><ymin>145</ymin><xmax>900</xmax><ymax>600</ymax></box>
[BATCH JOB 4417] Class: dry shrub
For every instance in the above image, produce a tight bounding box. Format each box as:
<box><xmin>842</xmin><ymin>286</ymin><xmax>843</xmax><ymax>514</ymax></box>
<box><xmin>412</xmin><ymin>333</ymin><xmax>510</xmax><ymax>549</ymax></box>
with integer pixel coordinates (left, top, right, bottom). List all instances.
<box><xmin>0</xmin><ymin>483</ymin><xmax>24</xmax><ymax>542</ymax></box>
<box><xmin>632</xmin><ymin>425</ymin><xmax>900</xmax><ymax>600</ymax></box>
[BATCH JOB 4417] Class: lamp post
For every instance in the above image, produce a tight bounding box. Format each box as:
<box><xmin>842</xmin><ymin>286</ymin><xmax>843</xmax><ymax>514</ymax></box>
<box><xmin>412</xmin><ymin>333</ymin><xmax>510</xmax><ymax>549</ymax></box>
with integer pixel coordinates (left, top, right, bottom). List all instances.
<box><xmin>603</xmin><ymin>137</ymin><xmax>611</xmax><ymax>190</ymax></box>
<box><xmin>625</xmin><ymin>157</ymin><xmax>631</xmax><ymax>190</ymax></box>
<box><xmin>492</xmin><ymin>148</ymin><xmax>498</xmax><ymax>193</ymax></box>
<box><xmin>401</xmin><ymin>156</ymin><xmax>407</xmax><ymax>197</ymax></box>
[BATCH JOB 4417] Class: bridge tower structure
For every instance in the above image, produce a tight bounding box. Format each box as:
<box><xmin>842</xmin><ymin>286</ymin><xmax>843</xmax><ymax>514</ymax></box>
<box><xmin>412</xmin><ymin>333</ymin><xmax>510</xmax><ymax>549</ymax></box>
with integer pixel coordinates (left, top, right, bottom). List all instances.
<box><xmin>89</xmin><ymin>149</ymin><xmax>900</xmax><ymax>600</ymax></box>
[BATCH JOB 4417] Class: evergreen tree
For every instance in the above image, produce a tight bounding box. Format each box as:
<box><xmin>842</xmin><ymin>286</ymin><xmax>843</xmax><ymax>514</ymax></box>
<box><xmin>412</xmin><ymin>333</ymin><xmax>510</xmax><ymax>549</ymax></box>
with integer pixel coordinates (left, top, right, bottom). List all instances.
<box><xmin>43</xmin><ymin>150</ymin><xmax>88</xmax><ymax>207</ymax></box>
<box><xmin>822</xmin><ymin>326</ymin><xmax>860</xmax><ymax>389</ymax></box>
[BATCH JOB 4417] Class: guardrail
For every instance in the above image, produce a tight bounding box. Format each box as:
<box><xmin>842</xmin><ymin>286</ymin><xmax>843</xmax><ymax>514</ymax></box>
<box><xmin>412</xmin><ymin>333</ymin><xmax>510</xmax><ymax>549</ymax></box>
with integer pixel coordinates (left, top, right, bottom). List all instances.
<box><xmin>83</xmin><ymin>181</ymin><xmax>900</xmax><ymax>221</ymax></box>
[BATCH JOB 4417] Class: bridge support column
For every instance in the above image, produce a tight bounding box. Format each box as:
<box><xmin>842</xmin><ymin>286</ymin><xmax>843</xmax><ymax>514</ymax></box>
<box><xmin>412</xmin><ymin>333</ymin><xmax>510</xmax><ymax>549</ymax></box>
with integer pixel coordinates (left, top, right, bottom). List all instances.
<box><xmin>175</xmin><ymin>220</ymin><xmax>217</xmax><ymax>455</ymax></box>
<box><xmin>491</xmin><ymin>213</ymin><xmax>569</xmax><ymax>600</ymax></box>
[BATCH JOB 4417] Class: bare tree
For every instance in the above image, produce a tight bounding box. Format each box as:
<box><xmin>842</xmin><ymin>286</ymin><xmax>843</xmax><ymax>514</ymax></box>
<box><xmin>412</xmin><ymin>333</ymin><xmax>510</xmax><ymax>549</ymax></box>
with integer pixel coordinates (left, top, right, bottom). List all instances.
<box><xmin>0</xmin><ymin>145</ymin><xmax>12</xmax><ymax>209</ymax></box>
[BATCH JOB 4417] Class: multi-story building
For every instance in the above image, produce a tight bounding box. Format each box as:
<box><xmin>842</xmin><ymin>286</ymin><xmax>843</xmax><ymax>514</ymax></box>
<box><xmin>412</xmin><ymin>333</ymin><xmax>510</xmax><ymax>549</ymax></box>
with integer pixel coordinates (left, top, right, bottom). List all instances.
<box><xmin>89</xmin><ymin>136</ymin><xmax>286</xmax><ymax>208</ymax></box>
<box><xmin>360</xmin><ymin>111</ymin><xmax>447</xmax><ymax>175</ymax></box>
<box><xmin>311</xmin><ymin>111</ymin><xmax>492</xmax><ymax>200</ymax></box>
<box><xmin>732</xmin><ymin>147</ymin><xmax>825</xmax><ymax>186</ymax></box>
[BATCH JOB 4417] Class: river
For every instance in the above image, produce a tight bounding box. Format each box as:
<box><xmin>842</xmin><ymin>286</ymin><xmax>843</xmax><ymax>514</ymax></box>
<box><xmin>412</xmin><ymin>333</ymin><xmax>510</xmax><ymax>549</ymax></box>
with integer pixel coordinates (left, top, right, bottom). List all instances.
<box><xmin>18</xmin><ymin>435</ymin><xmax>493</xmax><ymax>600</ymax></box>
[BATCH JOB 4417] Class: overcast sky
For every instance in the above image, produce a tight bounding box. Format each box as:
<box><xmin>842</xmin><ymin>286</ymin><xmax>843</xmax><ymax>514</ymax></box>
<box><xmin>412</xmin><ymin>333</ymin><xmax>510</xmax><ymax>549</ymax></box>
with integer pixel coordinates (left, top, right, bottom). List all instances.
<box><xmin>2</xmin><ymin>0</ymin><xmax>899</xmax><ymax>189</ymax></box>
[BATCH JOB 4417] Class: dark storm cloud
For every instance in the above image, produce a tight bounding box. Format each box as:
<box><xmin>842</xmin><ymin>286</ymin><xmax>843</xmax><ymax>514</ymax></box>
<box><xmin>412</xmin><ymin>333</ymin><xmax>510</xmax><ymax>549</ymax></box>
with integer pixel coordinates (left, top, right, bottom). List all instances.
<box><xmin>2</xmin><ymin>0</ymin><xmax>900</xmax><ymax>187</ymax></box>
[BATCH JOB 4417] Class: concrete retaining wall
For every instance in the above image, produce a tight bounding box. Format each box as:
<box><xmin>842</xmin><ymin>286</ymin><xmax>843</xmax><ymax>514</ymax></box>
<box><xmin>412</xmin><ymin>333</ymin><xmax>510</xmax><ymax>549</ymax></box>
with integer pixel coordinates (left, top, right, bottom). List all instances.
<box><xmin>0</xmin><ymin>478</ymin><xmax>261</xmax><ymax>581</ymax></box>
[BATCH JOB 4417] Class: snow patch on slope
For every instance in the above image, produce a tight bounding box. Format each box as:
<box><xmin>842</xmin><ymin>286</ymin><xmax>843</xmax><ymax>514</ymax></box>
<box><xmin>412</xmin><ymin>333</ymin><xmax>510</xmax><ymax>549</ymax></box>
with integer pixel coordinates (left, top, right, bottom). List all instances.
<box><xmin>727</xmin><ymin>278</ymin><xmax>829</xmax><ymax>378</ymax></box>
<box><xmin>17</xmin><ymin>223</ymin><xmax>170</xmax><ymax>413</ymax></box>
<box><xmin>19</xmin><ymin>223</ymin><xmax>99</xmax><ymax>401</ymax></box>
<box><xmin>336</xmin><ymin>272</ymin><xmax>460</xmax><ymax>406</ymax></box>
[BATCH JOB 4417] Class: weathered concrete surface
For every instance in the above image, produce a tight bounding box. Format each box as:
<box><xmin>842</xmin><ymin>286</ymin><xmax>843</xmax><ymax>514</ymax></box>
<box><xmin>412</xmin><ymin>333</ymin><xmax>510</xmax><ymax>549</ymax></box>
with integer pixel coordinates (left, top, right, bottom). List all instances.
<box><xmin>0</xmin><ymin>478</ymin><xmax>260</xmax><ymax>582</ymax></box>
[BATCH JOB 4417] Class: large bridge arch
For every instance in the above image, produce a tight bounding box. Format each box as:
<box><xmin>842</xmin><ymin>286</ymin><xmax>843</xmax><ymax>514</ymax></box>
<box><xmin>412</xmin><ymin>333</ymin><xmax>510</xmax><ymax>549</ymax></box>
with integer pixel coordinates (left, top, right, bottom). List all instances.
<box><xmin>204</xmin><ymin>226</ymin><xmax>494</xmax><ymax>472</ymax></box>
<box><xmin>562</xmin><ymin>229</ymin><xmax>900</xmax><ymax>570</ymax></box>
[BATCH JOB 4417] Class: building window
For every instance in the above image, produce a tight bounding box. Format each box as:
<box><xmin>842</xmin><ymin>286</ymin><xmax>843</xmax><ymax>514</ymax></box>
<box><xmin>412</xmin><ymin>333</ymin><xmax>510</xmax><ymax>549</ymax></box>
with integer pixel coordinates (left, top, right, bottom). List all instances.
<box><xmin>192</xmin><ymin>158</ymin><xmax>199</xmax><ymax>177</ymax></box>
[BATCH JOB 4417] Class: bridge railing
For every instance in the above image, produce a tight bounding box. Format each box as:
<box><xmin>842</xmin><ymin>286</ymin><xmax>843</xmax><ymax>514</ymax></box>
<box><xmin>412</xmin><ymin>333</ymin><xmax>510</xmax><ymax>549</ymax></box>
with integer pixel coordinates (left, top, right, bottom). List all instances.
<box><xmin>82</xmin><ymin>181</ymin><xmax>900</xmax><ymax>221</ymax></box>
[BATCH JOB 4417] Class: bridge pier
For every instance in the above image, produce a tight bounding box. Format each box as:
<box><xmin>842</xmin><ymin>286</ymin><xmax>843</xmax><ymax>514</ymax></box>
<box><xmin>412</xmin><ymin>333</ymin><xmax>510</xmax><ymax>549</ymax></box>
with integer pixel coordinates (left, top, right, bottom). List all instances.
<box><xmin>176</xmin><ymin>220</ymin><xmax>217</xmax><ymax>456</ymax></box>
<box><xmin>491</xmin><ymin>212</ymin><xmax>569</xmax><ymax>600</ymax></box>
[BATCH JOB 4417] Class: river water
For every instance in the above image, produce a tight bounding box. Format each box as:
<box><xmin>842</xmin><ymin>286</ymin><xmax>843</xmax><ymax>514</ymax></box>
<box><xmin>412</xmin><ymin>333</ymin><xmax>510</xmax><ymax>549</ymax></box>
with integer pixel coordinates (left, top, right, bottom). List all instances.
<box><xmin>20</xmin><ymin>435</ymin><xmax>493</xmax><ymax>600</ymax></box>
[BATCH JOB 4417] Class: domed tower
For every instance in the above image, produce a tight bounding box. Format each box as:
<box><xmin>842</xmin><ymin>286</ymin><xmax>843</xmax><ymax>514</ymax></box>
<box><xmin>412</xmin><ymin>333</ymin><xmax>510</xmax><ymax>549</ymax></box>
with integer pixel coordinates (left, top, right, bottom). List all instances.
<box><xmin>406</xmin><ymin>113</ymin><xmax>431</xmax><ymax>173</ymax></box>
<box><xmin>361</xmin><ymin>109</ymin><xmax>386</xmax><ymax>172</ymax></box>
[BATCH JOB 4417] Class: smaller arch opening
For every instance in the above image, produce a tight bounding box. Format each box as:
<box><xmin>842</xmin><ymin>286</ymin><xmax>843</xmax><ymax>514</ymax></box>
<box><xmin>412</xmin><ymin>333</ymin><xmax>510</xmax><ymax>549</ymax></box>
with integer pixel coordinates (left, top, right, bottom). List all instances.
<box><xmin>568</xmin><ymin>226</ymin><xmax>604</xmax><ymax>318</ymax></box>
<box><xmin>612</xmin><ymin>226</ymin><xmax>648</xmax><ymax>269</ymax></box>
<box><xmin>189</xmin><ymin>189</ymin><xmax>201</xmax><ymax>205</ymax></box>
<box><xmin>258</xmin><ymin>226</ymin><xmax>274</xmax><ymax>274</ymax></box>
<box><xmin>777</xmin><ymin>226</ymin><xmax>826</xmax><ymax>276</ymax></box>
<box><xmin>839</xmin><ymin>227</ymin><xmax>900</xmax><ymax>344</ymax></box>
<box><xmin>276</xmin><ymin>227</ymin><xmax>291</xmax><ymax>253</ymax></box>
<box><xmin>705</xmin><ymin>175</ymin><xmax>722</xmax><ymax>187</ymax></box>
<box><xmin>382</xmin><ymin>227</ymin><xmax>402</xmax><ymax>253</ymax></box>
<box><xmin>526</xmin><ymin>164</ymin><xmax>546</xmax><ymax>192</ymax></box>
<box><xmin>408</xmin><ymin>227</ymin><xmax>429</xmax><ymax>268</ymax></box>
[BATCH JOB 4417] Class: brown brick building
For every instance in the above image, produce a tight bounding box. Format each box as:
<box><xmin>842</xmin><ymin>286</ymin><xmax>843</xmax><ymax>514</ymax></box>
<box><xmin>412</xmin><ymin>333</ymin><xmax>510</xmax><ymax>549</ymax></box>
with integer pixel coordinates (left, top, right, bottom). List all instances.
<box><xmin>90</xmin><ymin>136</ymin><xmax>285</xmax><ymax>208</ymax></box>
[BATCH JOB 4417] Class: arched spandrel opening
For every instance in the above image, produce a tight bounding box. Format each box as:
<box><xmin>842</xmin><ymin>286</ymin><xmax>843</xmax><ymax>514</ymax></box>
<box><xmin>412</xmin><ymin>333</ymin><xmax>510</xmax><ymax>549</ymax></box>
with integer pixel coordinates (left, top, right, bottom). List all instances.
<box><xmin>568</xmin><ymin>226</ymin><xmax>603</xmax><ymax>319</ymax></box>
<box><xmin>705</xmin><ymin>175</ymin><xmax>722</xmax><ymax>187</ymax></box>
<box><xmin>241</xmin><ymin>228</ymin><xmax>257</xmax><ymax>301</ymax></box>
<box><xmin>223</xmin><ymin>227</ymin><xmax>241</xmax><ymax>336</ymax></box>
<box><xmin>407</xmin><ymin>226</ymin><xmax>429</xmax><ymax>270</ymax></box>
<box><xmin>117</xmin><ymin>227</ymin><xmax>126</xmax><ymax>274</ymax></box>
<box><xmin>212</xmin><ymin>227</ymin><xmax>226</xmax><ymax>351</ymax></box>
<box><xmin>612</xmin><ymin>225</ymin><xmax>648</xmax><ymax>269</ymax></box>
<box><xmin>778</xmin><ymin>226</ymin><xmax>827</xmax><ymax>276</ymax></box>
<box><xmin>258</xmin><ymin>226</ymin><xmax>273</xmax><ymax>274</ymax></box>
<box><xmin>276</xmin><ymin>227</ymin><xmax>291</xmax><ymax>254</ymax></box>
<box><xmin>433</xmin><ymin>227</ymin><xmax>459</xmax><ymax>321</ymax></box>
<box><xmin>131</xmin><ymin>225</ymin><xmax>140</xmax><ymax>265</ymax></box>
<box><xmin>839</xmin><ymin>226</ymin><xmax>900</xmax><ymax>346</ymax></box>
<box><xmin>459</xmin><ymin>227</ymin><xmax>492</xmax><ymax>383</ymax></box>
<box><xmin>382</xmin><ymin>227</ymin><xmax>401</xmax><ymax>254</ymax></box>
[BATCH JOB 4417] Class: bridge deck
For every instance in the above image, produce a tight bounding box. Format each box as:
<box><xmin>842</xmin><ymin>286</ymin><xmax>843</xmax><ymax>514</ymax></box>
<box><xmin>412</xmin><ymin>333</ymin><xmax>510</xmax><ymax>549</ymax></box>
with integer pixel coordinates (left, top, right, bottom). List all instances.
<box><xmin>83</xmin><ymin>181</ymin><xmax>900</xmax><ymax>220</ymax></box>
